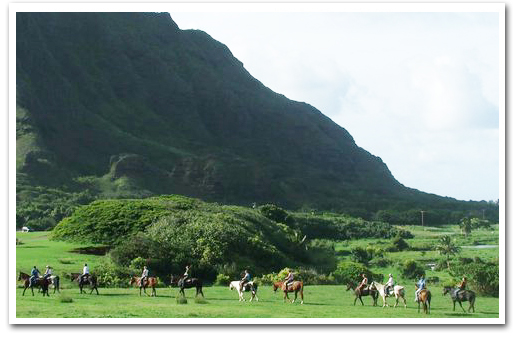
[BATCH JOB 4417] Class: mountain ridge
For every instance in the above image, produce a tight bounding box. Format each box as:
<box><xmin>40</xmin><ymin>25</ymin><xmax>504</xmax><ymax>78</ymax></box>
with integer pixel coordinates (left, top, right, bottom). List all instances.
<box><xmin>15</xmin><ymin>12</ymin><xmax>497</xmax><ymax>227</ymax></box>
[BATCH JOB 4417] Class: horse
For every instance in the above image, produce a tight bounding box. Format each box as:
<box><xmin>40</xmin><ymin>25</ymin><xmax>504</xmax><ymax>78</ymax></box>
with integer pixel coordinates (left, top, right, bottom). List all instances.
<box><xmin>415</xmin><ymin>284</ymin><xmax>431</xmax><ymax>314</ymax></box>
<box><xmin>229</xmin><ymin>280</ymin><xmax>259</xmax><ymax>302</ymax></box>
<box><xmin>273</xmin><ymin>281</ymin><xmax>304</xmax><ymax>304</ymax></box>
<box><xmin>443</xmin><ymin>287</ymin><xmax>476</xmax><ymax>313</ymax></box>
<box><xmin>18</xmin><ymin>272</ymin><xmax>51</xmax><ymax>296</ymax></box>
<box><xmin>369</xmin><ymin>281</ymin><xmax>406</xmax><ymax>308</ymax></box>
<box><xmin>346</xmin><ymin>281</ymin><xmax>378</xmax><ymax>306</ymax></box>
<box><xmin>130</xmin><ymin>276</ymin><xmax>157</xmax><ymax>297</ymax></box>
<box><xmin>170</xmin><ymin>275</ymin><xmax>204</xmax><ymax>298</ymax></box>
<box><xmin>70</xmin><ymin>273</ymin><xmax>99</xmax><ymax>295</ymax></box>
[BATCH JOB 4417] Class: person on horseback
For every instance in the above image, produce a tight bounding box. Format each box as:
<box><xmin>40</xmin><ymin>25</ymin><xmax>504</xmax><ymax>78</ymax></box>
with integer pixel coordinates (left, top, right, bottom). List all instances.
<box><xmin>29</xmin><ymin>266</ymin><xmax>40</xmax><ymax>287</ymax></box>
<box><xmin>239</xmin><ymin>269</ymin><xmax>252</xmax><ymax>292</ymax></box>
<box><xmin>454</xmin><ymin>276</ymin><xmax>467</xmax><ymax>298</ymax></box>
<box><xmin>43</xmin><ymin>265</ymin><xmax>52</xmax><ymax>281</ymax></box>
<box><xmin>180</xmin><ymin>264</ymin><xmax>191</xmax><ymax>287</ymax></box>
<box><xmin>284</xmin><ymin>269</ymin><xmax>294</xmax><ymax>290</ymax></box>
<box><xmin>140</xmin><ymin>266</ymin><xmax>149</xmax><ymax>288</ymax></box>
<box><xmin>384</xmin><ymin>273</ymin><xmax>394</xmax><ymax>295</ymax></box>
<box><xmin>415</xmin><ymin>274</ymin><xmax>426</xmax><ymax>302</ymax></box>
<box><xmin>358</xmin><ymin>273</ymin><xmax>368</xmax><ymax>291</ymax></box>
<box><xmin>80</xmin><ymin>263</ymin><xmax>90</xmax><ymax>285</ymax></box>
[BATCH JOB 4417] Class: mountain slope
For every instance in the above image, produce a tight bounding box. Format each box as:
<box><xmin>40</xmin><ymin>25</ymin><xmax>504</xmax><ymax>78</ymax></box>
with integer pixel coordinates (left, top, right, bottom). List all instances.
<box><xmin>15</xmin><ymin>12</ymin><xmax>496</xmax><ymax>222</ymax></box>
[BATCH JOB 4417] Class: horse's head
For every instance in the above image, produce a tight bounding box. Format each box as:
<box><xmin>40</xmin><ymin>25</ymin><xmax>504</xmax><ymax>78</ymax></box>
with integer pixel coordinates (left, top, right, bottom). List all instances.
<box><xmin>129</xmin><ymin>277</ymin><xmax>136</xmax><ymax>286</ymax></box>
<box><xmin>273</xmin><ymin>282</ymin><xmax>279</xmax><ymax>292</ymax></box>
<box><xmin>345</xmin><ymin>282</ymin><xmax>353</xmax><ymax>291</ymax></box>
<box><xmin>442</xmin><ymin>287</ymin><xmax>450</xmax><ymax>296</ymax></box>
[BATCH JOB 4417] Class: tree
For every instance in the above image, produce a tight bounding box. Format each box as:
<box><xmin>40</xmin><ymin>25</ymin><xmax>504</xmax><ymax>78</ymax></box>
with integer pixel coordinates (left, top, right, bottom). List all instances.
<box><xmin>459</xmin><ymin>217</ymin><xmax>472</xmax><ymax>237</ymax></box>
<box><xmin>435</xmin><ymin>235</ymin><xmax>460</xmax><ymax>269</ymax></box>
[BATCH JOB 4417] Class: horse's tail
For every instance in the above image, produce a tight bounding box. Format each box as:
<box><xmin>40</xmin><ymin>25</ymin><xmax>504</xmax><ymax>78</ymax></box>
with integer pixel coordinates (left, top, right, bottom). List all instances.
<box><xmin>54</xmin><ymin>276</ymin><xmax>60</xmax><ymax>290</ymax></box>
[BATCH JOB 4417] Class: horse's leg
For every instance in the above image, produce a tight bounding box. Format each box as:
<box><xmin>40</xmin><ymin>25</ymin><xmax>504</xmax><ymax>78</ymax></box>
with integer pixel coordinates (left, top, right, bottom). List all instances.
<box><xmin>300</xmin><ymin>289</ymin><xmax>303</xmax><ymax>304</ymax></box>
<box><xmin>452</xmin><ymin>300</ymin><xmax>456</xmax><ymax>311</ymax></box>
<box><xmin>292</xmin><ymin>290</ymin><xmax>297</xmax><ymax>303</ymax></box>
<box><xmin>359</xmin><ymin>295</ymin><xmax>364</xmax><ymax>306</ymax></box>
<box><xmin>458</xmin><ymin>300</ymin><xmax>466</xmax><ymax>313</ymax></box>
<box><xmin>95</xmin><ymin>286</ymin><xmax>99</xmax><ymax>295</ymax></box>
<box><xmin>354</xmin><ymin>295</ymin><xmax>358</xmax><ymax>306</ymax></box>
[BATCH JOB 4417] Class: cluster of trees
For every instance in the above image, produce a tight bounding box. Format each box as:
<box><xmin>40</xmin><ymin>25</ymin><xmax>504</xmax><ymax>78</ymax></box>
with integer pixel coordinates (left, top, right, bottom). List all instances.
<box><xmin>50</xmin><ymin>197</ymin><xmax>408</xmax><ymax>283</ymax></box>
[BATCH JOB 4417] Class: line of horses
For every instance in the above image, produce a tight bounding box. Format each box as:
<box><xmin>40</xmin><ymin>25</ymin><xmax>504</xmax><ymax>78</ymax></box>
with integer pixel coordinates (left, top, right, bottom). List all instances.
<box><xmin>18</xmin><ymin>271</ymin><xmax>476</xmax><ymax>314</ymax></box>
<box><xmin>344</xmin><ymin>281</ymin><xmax>476</xmax><ymax>315</ymax></box>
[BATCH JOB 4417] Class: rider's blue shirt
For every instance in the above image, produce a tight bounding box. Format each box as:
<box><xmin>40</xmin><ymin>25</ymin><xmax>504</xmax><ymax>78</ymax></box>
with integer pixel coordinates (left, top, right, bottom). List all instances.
<box><xmin>31</xmin><ymin>268</ymin><xmax>39</xmax><ymax>277</ymax></box>
<box><xmin>417</xmin><ymin>279</ymin><xmax>426</xmax><ymax>289</ymax></box>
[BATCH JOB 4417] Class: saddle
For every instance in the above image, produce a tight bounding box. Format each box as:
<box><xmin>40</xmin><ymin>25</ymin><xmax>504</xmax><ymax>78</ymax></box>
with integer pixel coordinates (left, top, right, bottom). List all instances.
<box><xmin>284</xmin><ymin>282</ymin><xmax>294</xmax><ymax>291</ymax></box>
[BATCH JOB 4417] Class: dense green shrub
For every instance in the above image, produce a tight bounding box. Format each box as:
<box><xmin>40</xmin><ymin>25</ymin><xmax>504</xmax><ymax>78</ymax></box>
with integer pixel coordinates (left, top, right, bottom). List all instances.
<box><xmin>215</xmin><ymin>274</ymin><xmax>230</xmax><ymax>286</ymax></box>
<box><xmin>398</xmin><ymin>259</ymin><xmax>425</xmax><ymax>280</ymax></box>
<box><xmin>258</xmin><ymin>204</ymin><xmax>294</xmax><ymax>225</ymax></box>
<box><xmin>332</xmin><ymin>261</ymin><xmax>382</xmax><ymax>285</ymax></box>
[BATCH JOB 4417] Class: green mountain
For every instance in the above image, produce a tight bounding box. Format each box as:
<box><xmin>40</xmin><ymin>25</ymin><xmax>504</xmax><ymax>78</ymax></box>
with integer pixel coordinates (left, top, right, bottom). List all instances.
<box><xmin>15</xmin><ymin>12</ymin><xmax>497</xmax><ymax>227</ymax></box>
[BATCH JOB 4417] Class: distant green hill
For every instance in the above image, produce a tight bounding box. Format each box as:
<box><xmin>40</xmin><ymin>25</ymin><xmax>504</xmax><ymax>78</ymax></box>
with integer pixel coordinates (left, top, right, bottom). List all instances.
<box><xmin>16</xmin><ymin>12</ymin><xmax>497</xmax><ymax>228</ymax></box>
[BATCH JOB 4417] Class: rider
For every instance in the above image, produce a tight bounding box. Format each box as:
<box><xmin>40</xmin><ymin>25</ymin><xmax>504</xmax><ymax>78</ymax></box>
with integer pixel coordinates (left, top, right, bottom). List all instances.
<box><xmin>284</xmin><ymin>269</ymin><xmax>294</xmax><ymax>290</ymax></box>
<box><xmin>80</xmin><ymin>263</ymin><xmax>90</xmax><ymax>285</ymax></box>
<box><xmin>29</xmin><ymin>266</ymin><xmax>40</xmax><ymax>287</ymax></box>
<box><xmin>180</xmin><ymin>264</ymin><xmax>191</xmax><ymax>287</ymax></box>
<box><xmin>384</xmin><ymin>273</ymin><xmax>394</xmax><ymax>295</ymax></box>
<box><xmin>454</xmin><ymin>276</ymin><xmax>467</xmax><ymax>298</ymax></box>
<box><xmin>140</xmin><ymin>266</ymin><xmax>149</xmax><ymax>288</ymax></box>
<box><xmin>43</xmin><ymin>265</ymin><xmax>53</xmax><ymax>282</ymax></box>
<box><xmin>358</xmin><ymin>273</ymin><xmax>368</xmax><ymax>291</ymax></box>
<box><xmin>239</xmin><ymin>269</ymin><xmax>252</xmax><ymax>292</ymax></box>
<box><xmin>415</xmin><ymin>274</ymin><xmax>426</xmax><ymax>302</ymax></box>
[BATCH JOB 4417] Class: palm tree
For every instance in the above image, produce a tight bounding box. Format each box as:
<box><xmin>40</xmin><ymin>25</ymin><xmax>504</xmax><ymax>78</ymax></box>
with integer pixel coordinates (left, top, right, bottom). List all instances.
<box><xmin>436</xmin><ymin>235</ymin><xmax>460</xmax><ymax>269</ymax></box>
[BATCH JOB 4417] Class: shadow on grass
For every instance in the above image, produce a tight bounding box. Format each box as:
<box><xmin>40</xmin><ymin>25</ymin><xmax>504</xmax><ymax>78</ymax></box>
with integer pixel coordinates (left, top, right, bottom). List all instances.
<box><xmin>17</xmin><ymin>246</ymin><xmax>48</xmax><ymax>249</ymax></box>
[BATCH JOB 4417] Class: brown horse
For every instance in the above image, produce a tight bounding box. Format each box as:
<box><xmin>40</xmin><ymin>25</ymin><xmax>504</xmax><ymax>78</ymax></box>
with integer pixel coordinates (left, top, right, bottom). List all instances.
<box><xmin>346</xmin><ymin>281</ymin><xmax>378</xmax><ymax>306</ymax></box>
<box><xmin>273</xmin><ymin>281</ymin><xmax>304</xmax><ymax>304</ymax></box>
<box><xmin>70</xmin><ymin>273</ymin><xmax>99</xmax><ymax>295</ymax></box>
<box><xmin>130</xmin><ymin>276</ymin><xmax>157</xmax><ymax>297</ymax></box>
<box><xmin>18</xmin><ymin>272</ymin><xmax>51</xmax><ymax>296</ymax></box>
<box><xmin>415</xmin><ymin>284</ymin><xmax>431</xmax><ymax>314</ymax></box>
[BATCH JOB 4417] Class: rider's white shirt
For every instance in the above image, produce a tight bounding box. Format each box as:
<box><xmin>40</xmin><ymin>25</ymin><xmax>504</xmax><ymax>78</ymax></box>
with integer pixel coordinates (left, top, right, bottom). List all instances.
<box><xmin>142</xmin><ymin>269</ymin><xmax>149</xmax><ymax>277</ymax></box>
<box><xmin>83</xmin><ymin>266</ymin><xmax>89</xmax><ymax>274</ymax></box>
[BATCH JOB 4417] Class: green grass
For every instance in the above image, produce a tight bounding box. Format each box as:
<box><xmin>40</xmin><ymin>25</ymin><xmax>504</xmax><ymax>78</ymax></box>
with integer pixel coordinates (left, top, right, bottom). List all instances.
<box><xmin>15</xmin><ymin>230</ymin><xmax>499</xmax><ymax>318</ymax></box>
<box><xmin>15</xmin><ymin>285</ymin><xmax>498</xmax><ymax>318</ymax></box>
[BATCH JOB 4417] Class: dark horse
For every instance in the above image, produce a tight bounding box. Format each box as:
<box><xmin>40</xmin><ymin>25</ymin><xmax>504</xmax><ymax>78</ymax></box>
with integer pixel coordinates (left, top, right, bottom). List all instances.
<box><xmin>130</xmin><ymin>276</ymin><xmax>157</xmax><ymax>297</ymax></box>
<box><xmin>415</xmin><ymin>284</ymin><xmax>431</xmax><ymax>314</ymax></box>
<box><xmin>70</xmin><ymin>273</ymin><xmax>99</xmax><ymax>295</ymax></box>
<box><xmin>170</xmin><ymin>275</ymin><xmax>204</xmax><ymax>298</ymax></box>
<box><xmin>346</xmin><ymin>281</ymin><xmax>378</xmax><ymax>306</ymax></box>
<box><xmin>443</xmin><ymin>287</ymin><xmax>475</xmax><ymax>313</ymax></box>
<box><xmin>273</xmin><ymin>281</ymin><xmax>304</xmax><ymax>304</ymax></box>
<box><xmin>18</xmin><ymin>272</ymin><xmax>51</xmax><ymax>296</ymax></box>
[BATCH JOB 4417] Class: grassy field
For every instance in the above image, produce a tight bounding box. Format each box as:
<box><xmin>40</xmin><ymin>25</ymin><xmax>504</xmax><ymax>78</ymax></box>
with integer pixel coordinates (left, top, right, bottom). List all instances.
<box><xmin>15</xmin><ymin>229</ymin><xmax>499</xmax><ymax>319</ymax></box>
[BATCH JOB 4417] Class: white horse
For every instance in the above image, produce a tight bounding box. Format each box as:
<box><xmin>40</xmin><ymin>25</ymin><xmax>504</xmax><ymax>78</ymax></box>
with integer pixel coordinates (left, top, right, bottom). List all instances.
<box><xmin>369</xmin><ymin>281</ymin><xmax>406</xmax><ymax>308</ymax></box>
<box><xmin>229</xmin><ymin>280</ymin><xmax>258</xmax><ymax>302</ymax></box>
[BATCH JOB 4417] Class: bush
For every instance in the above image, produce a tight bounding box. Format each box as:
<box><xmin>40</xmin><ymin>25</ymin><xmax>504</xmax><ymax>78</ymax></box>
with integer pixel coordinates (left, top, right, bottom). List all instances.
<box><xmin>214</xmin><ymin>274</ymin><xmax>230</xmax><ymax>286</ymax></box>
<box><xmin>332</xmin><ymin>261</ymin><xmax>382</xmax><ymax>284</ymax></box>
<box><xmin>371</xmin><ymin>257</ymin><xmax>392</xmax><ymax>268</ymax></box>
<box><xmin>392</xmin><ymin>235</ymin><xmax>410</xmax><ymax>251</ymax></box>
<box><xmin>350</xmin><ymin>247</ymin><xmax>371</xmax><ymax>266</ymax></box>
<box><xmin>399</xmin><ymin>259</ymin><xmax>425</xmax><ymax>280</ymax></box>
<box><xmin>258</xmin><ymin>204</ymin><xmax>294</xmax><ymax>225</ymax></box>
<box><xmin>58</xmin><ymin>294</ymin><xmax>73</xmax><ymax>303</ymax></box>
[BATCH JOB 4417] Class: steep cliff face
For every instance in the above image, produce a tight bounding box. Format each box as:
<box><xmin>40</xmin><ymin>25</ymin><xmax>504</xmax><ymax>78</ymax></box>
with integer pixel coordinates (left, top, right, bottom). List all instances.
<box><xmin>16</xmin><ymin>12</ymin><xmax>420</xmax><ymax>212</ymax></box>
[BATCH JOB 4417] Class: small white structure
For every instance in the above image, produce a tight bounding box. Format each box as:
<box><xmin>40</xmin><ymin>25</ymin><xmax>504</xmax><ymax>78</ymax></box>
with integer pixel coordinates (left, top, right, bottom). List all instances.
<box><xmin>21</xmin><ymin>226</ymin><xmax>30</xmax><ymax>232</ymax></box>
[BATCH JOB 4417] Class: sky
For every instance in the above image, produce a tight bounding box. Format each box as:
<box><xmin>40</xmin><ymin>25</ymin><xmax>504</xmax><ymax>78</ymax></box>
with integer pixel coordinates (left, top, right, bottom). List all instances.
<box><xmin>169</xmin><ymin>9</ymin><xmax>501</xmax><ymax>202</ymax></box>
